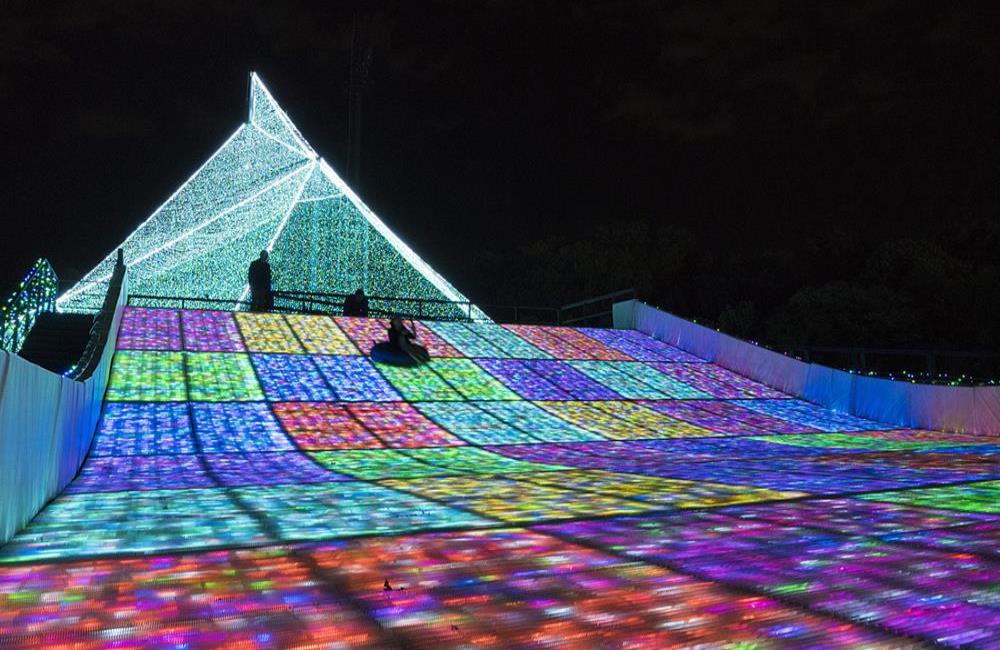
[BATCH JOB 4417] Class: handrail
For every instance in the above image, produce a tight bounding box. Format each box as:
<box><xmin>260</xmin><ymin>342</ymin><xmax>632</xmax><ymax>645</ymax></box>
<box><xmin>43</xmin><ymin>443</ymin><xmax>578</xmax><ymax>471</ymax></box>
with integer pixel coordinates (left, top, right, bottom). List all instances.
<box><xmin>276</xmin><ymin>288</ymin><xmax>466</xmax><ymax>308</ymax></box>
<box><xmin>127</xmin><ymin>292</ymin><xmax>478</xmax><ymax>322</ymax></box>
<box><xmin>558</xmin><ymin>288</ymin><xmax>636</xmax><ymax>326</ymax></box>
<box><xmin>69</xmin><ymin>252</ymin><xmax>128</xmax><ymax>380</ymax></box>
<box><xmin>559</xmin><ymin>288</ymin><xmax>636</xmax><ymax>312</ymax></box>
<box><xmin>127</xmin><ymin>294</ymin><xmax>251</xmax><ymax>310</ymax></box>
<box><xmin>274</xmin><ymin>290</ymin><xmax>480</xmax><ymax>321</ymax></box>
<box><xmin>0</xmin><ymin>258</ymin><xmax>58</xmax><ymax>353</ymax></box>
<box><xmin>125</xmin><ymin>289</ymin><xmax>628</xmax><ymax>326</ymax></box>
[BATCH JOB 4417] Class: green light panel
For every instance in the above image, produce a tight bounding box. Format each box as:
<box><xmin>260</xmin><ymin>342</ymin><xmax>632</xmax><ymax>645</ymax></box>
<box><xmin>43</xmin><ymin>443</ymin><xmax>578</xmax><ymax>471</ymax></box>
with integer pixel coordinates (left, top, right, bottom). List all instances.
<box><xmin>1</xmin><ymin>258</ymin><xmax>58</xmax><ymax>353</ymax></box>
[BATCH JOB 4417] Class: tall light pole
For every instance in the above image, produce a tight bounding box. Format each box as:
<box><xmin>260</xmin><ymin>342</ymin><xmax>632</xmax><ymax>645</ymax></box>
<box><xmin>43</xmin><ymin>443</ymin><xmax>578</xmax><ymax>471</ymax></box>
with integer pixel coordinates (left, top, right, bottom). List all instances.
<box><xmin>348</xmin><ymin>12</ymin><xmax>373</xmax><ymax>188</ymax></box>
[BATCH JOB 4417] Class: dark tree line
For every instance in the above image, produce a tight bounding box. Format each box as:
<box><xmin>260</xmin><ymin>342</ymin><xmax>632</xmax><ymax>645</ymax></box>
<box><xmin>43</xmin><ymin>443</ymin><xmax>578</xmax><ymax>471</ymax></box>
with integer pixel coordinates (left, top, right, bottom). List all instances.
<box><xmin>470</xmin><ymin>218</ymin><xmax>1000</xmax><ymax>354</ymax></box>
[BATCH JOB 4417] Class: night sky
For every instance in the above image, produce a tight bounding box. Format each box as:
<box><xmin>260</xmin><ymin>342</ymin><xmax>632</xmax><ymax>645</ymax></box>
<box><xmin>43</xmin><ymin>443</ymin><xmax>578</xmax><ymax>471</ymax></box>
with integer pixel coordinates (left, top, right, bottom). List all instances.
<box><xmin>2</xmin><ymin>2</ymin><xmax>997</xmax><ymax>335</ymax></box>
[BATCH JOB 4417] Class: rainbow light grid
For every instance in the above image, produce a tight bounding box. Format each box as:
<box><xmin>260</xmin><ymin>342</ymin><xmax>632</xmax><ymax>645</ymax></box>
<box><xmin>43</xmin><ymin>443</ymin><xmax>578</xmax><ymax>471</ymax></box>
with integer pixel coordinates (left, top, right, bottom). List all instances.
<box><xmin>1</xmin><ymin>306</ymin><xmax>997</xmax><ymax>648</ymax></box>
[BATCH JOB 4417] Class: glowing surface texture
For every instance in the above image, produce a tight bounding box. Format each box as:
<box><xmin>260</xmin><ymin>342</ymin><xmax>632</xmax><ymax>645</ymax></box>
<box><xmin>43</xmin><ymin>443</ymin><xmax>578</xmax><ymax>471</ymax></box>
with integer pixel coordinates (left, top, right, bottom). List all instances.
<box><xmin>1</xmin><ymin>307</ymin><xmax>997</xmax><ymax>648</ymax></box>
<box><xmin>57</xmin><ymin>74</ymin><xmax>480</xmax><ymax>320</ymax></box>
<box><xmin>0</xmin><ymin>258</ymin><xmax>58</xmax><ymax>353</ymax></box>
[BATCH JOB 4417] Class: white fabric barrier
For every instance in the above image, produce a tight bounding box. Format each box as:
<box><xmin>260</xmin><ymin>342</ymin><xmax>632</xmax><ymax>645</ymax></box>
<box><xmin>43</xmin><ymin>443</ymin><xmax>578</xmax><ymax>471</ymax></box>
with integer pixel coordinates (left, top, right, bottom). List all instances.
<box><xmin>0</xmin><ymin>276</ymin><xmax>127</xmax><ymax>543</ymax></box>
<box><xmin>974</xmin><ymin>389</ymin><xmax>1000</xmax><ymax>435</ymax></box>
<box><xmin>620</xmin><ymin>299</ymin><xmax>1000</xmax><ymax>435</ymax></box>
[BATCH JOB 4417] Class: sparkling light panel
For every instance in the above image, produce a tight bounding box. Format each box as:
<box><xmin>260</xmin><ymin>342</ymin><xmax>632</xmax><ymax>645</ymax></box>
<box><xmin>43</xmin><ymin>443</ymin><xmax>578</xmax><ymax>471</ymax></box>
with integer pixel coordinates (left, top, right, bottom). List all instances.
<box><xmin>57</xmin><ymin>73</ymin><xmax>482</xmax><ymax>319</ymax></box>
<box><xmin>1</xmin><ymin>258</ymin><xmax>58</xmax><ymax>353</ymax></box>
<box><xmin>2</xmin><ymin>307</ymin><xmax>997</xmax><ymax>647</ymax></box>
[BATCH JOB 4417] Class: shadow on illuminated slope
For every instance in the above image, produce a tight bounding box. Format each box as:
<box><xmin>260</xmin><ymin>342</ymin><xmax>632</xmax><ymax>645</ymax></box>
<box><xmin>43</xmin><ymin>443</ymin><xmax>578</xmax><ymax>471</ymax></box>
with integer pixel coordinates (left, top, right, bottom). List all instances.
<box><xmin>1</xmin><ymin>308</ymin><xmax>997</xmax><ymax>647</ymax></box>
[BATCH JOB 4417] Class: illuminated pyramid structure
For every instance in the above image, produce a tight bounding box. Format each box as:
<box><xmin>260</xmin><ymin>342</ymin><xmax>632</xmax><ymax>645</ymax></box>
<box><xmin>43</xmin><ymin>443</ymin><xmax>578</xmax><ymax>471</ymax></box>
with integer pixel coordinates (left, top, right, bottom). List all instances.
<box><xmin>57</xmin><ymin>73</ymin><xmax>482</xmax><ymax>319</ymax></box>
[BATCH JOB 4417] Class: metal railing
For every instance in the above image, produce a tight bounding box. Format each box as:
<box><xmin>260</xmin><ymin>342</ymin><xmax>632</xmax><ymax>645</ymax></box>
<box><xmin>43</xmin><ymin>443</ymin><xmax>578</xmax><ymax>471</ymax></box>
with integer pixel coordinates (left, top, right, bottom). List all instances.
<box><xmin>557</xmin><ymin>288</ymin><xmax>636</xmax><ymax>326</ymax></box>
<box><xmin>69</xmin><ymin>256</ymin><xmax>127</xmax><ymax>380</ymax></box>
<box><xmin>128</xmin><ymin>294</ymin><xmax>251</xmax><ymax>312</ymax></box>
<box><xmin>127</xmin><ymin>291</ymin><xmax>481</xmax><ymax>322</ymax></box>
<box><xmin>126</xmin><ymin>287</ymin><xmax>638</xmax><ymax>326</ymax></box>
<box><xmin>273</xmin><ymin>290</ymin><xmax>482</xmax><ymax>321</ymax></box>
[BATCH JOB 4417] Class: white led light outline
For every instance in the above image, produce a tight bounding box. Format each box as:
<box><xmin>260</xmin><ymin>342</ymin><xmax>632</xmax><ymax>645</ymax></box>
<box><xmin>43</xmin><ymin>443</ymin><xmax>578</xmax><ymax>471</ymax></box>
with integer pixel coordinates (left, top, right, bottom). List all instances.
<box><xmin>58</xmin><ymin>124</ymin><xmax>247</xmax><ymax>307</ymax></box>
<box><xmin>135</xmin><ymin>163</ymin><xmax>314</xmax><ymax>282</ymax></box>
<box><xmin>253</xmin><ymin>74</ymin><xmax>488</xmax><ymax>320</ymax></box>
<box><xmin>250</xmin><ymin>121</ymin><xmax>313</xmax><ymax>160</ymax></box>
<box><xmin>296</xmin><ymin>161</ymin><xmax>343</xmax><ymax>202</ymax></box>
<box><xmin>237</xmin><ymin>160</ymin><xmax>315</xmax><ymax>306</ymax></box>
<box><xmin>295</xmin><ymin>194</ymin><xmax>343</xmax><ymax>203</ymax></box>
<box><xmin>264</xmin><ymin>161</ymin><xmax>315</xmax><ymax>253</ymax></box>
<box><xmin>250</xmin><ymin>73</ymin><xmax>314</xmax><ymax>158</ymax></box>
<box><xmin>64</xmin><ymin>82</ymin><xmax>312</xmax><ymax>308</ymax></box>
<box><xmin>63</xmin><ymin>163</ymin><xmax>311</xmax><ymax>302</ymax></box>
<box><xmin>316</xmin><ymin>158</ymin><xmax>489</xmax><ymax>321</ymax></box>
<box><xmin>112</xmin><ymin>163</ymin><xmax>312</xmax><ymax>275</ymax></box>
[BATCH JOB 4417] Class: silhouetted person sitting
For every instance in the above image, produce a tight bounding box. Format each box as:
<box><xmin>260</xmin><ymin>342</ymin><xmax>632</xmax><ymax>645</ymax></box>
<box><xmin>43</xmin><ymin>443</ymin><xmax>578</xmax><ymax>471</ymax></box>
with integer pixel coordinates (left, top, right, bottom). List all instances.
<box><xmin>248</xmin><ymin>250</ymin><xmax>273</xmax><ymax>312</ymax></box>
<box><xmin>387</xmin><ymin>315</ymin><xmax>430</xmax><ymax>364</ymax></box>
<box><xmin>343</xmin><ymin>288</ymin><xmax>369</xmax><ymax>317</ymax></box>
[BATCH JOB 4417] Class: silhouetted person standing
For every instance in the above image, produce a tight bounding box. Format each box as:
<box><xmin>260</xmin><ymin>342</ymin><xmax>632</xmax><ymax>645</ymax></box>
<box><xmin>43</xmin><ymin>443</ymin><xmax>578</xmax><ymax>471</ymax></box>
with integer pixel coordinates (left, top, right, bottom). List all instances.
<box><xmin>248</xmin><ymin>251</ymin><xmax>273</xmax><ymax>312</ymax></box>
<box><xmin>343</xmin><ymin>288</ymin><xmax>369</xmax><ymax>317</ymax></box>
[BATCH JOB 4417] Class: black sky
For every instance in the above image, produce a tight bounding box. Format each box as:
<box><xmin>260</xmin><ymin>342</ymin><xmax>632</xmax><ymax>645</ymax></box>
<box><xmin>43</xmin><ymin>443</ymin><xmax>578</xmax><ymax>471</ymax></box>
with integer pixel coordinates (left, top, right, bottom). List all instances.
<box><xmin>1</xmin><ymin>1</ymin><xmax>997</xmax><ymax>307</ymax></box>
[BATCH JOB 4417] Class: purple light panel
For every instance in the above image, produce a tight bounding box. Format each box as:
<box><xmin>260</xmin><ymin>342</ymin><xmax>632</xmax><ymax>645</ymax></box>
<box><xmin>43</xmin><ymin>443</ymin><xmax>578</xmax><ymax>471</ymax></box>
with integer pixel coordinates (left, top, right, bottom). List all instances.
<box><xmin>642</xmin><ymin>399</ymin><xmax>777</xmax><ymax>435</ymax></box>
<box><xmin>579</xmin><ymin>326</ymin><xmax>687</xmax><ymax>361</ymax></box>
<box><xmin>92</xmin><ymin>402</ymin><xmax>194</xmax><ymax>456</ymax></box>
<box><xmin>648</xmin><ymin>362</ymin><xmax>751</xmax><ymax>398</ymax></box>
<box><xmin>181</xmin><ymin>309</ymin><xmax>245</xmax><ymax>352</ymax></box>
<box><xmin>475</xmin><ymin>358</ymin><xmax>570</xmax><ymax>400</ymax></box>
<box><xmin>521</xmin><ymin>359</ymin><xmax>623</xmax><ymax>399</ymax></box>
<box><xmin>116</xmin><ymin>307</ymin><xmax>181</xmax><ymax>350</ymax></box>
<box><xmin>694</xmin><ymin>399</ymin><xmax>818</xmax><ymax>433</ymax></box>
<box><xmin>68</xmin><ymin>454</ymin><xmax>214</xmax><ymax>493</ymax></box>
<box><xmin>192</xmin><ymin>402</ymin><xmax>294</xmax><ymax>452</ymax></box>
<box><xmin>3</xmin><ymin>308</ymin><xmax>996</xmax><ymax>647</ymax></box>
<box><xmin>582</xmin><ymin>327</ymin><xmax>704</xmax><ymax>362</ymax></box>
<box><xmin>202</xmin><ymin>451</ymin><xmax>351</xmax><ymax>486</ymax></box>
